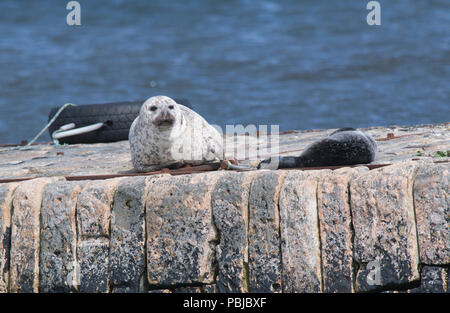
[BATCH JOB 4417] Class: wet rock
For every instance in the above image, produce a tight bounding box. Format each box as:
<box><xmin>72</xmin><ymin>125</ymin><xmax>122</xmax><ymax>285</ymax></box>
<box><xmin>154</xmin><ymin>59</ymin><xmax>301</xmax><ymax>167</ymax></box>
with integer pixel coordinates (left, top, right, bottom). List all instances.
<box><xmin>110</xmin><ymin>177</ymin><xmax>148</xmax><ymax>293</ymax></box>
<box><xmin>40</xmin><ymin>181</ymin><xmax>84</xmax><ymax>292</ymax></box>
<box><xmin>317</xmin><ymin>167</ymin><xmax>368</xmax><ymax>293</ymax></box>
<box><xmin>350</xmin><ymin>162</ymin><xmax>420</xmax><ymax>292</ymax></box>
<box><xmin>279</xmin><ymin>170</ymin><xmax>324</xmax><ymax>293</ymax></box>
<box><xmin>211</xmin><ymin>171</ymin><xmax>259</xmax><ymax>293</ymax></box>
<box><xmin>0</xmin><ymin>183</ymin><xmax>18</xmax><ymax>292</ymax></box>
<box><xmin>413</xmin><ymin>164</ymin><xmax>449</xmax><ymax>265</ymax></box>
<box><xmin>9</xmin><ymin>177</ymin><xmax>63</xmax><ymax>293</ymax></box>
<box><xmin>77</xmin><ymin>238</ymin><xmax>109</xmax><ymax>293</ymax></box>
<box><xmin>248</xmin><ymin>170</ymin><xmax>286</xmax><ymax>293</ymax></box>
<box><xmin>146</xmin><ymin>173</ymin><xmax>224</xmax><ymax>286</ymax></box>
<box><xmin>409</xmin><ymin>266</ymin><xmax>447</xmax><ymax>293</ymax></box>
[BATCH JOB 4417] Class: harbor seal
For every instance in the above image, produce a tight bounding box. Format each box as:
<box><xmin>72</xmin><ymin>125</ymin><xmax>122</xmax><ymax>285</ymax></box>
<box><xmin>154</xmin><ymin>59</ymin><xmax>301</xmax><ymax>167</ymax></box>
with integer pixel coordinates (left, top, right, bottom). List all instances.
<box><xmin>258</xmin><ymin>127</ymin><xmax>377</xmax><ymax>169</ymax></box>
<box><xmin>129</xmin><ymin>96</ymin><xmax>224</xmax><ymax>172</ymax></box>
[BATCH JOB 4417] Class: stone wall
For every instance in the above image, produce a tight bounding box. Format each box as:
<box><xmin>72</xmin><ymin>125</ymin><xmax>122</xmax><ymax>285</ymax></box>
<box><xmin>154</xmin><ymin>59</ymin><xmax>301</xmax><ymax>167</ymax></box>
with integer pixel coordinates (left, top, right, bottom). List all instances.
<box><xmin>0</xmin><ymin>160</ymin><xmax>448</xmax><ymax>293</ymax></box>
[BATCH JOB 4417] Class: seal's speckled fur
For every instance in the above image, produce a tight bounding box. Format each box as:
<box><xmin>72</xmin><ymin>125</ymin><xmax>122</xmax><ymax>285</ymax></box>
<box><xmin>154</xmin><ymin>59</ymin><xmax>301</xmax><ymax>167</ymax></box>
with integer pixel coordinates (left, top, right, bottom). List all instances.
<box><xmin>258</xmin><ymin>128</ymin><xmax>377</xmax><ymax>169</ymax></box>
<box><xmin>129</xmin><ymin>96</ymin><xmax>223</xmax><ymax>172</ymax></box>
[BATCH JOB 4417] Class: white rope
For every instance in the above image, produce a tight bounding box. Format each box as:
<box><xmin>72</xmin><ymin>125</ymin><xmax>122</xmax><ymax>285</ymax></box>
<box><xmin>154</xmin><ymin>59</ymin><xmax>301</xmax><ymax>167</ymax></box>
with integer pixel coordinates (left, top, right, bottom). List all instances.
<box><xmin>0</xmin><ymin>103</ymin><xmax>77</xmax><ymax>153</ymax></box>
<box><xmin>21</xmin><ymin>103</ymin><xmax>77</xmax><ymax>150</ymax></box>
<box><xmin>1</xmin><ymin>102</ymin><xmax>107</xmax><ymax>153</ymax></box>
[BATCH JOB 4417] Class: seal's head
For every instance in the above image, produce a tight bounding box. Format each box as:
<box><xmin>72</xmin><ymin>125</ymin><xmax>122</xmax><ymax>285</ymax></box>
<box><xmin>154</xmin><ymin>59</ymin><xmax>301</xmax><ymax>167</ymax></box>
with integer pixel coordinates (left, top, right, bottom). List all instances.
<box><xmin>140</xmin><ymin>96</ymin><xmax>181</xmax><ymax>128</ymax></box>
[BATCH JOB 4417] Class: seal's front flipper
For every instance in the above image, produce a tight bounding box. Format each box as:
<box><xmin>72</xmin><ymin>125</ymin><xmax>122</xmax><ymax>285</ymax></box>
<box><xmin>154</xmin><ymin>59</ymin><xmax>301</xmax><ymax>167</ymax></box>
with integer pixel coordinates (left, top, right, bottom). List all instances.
<box><xmin>167</xmin><ymin>161</ymin><xmax>186</xmax><ymax>169</ymax></box>
<box><xmin>134</xmin><ymin>164</ymin><xmax>164</xmax><ymax>173</ymax></box>
<box><xmin>134</xmin><ymin>162</ymin><xmax>183</xmax><ymax>172</ymax></box>
<box><xmin>257</xmin><ymin>156</ymin><xmax>301</xmax><ymax>170</ymax></box>
<box><xmin>222</xmin><ymin>160</ymin><xmax>254</xmax><ymax>171</ymax></box>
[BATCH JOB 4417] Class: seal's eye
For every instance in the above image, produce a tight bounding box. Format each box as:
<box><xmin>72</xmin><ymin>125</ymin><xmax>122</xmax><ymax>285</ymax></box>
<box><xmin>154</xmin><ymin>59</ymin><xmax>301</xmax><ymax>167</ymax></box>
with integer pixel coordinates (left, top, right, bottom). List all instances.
<box><xmin>168</xmin><ymin>105</ymin><xmax>174</xmax><ymax>110</ymax></box>
<box><xmin>150</xmin><ymin>106</ymin><xmax>157</xmax><ymax>111</ymax></box>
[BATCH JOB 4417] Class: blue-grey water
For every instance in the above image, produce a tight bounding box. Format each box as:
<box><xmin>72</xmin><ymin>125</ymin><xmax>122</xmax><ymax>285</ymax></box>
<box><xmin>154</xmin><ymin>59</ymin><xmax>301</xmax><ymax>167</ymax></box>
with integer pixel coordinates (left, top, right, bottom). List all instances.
<box><xmin>0</xmin><ymin>0</ymin><xmax>449</xmax><ymax>144</ymax></box>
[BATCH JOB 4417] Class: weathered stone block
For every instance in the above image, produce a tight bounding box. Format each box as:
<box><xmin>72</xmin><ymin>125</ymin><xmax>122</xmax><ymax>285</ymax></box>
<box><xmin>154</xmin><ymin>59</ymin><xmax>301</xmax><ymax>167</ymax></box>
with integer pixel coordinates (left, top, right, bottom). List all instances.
<box><xmin>409</xmin><ymin>266</ymin><xmax>447</xmax><ymax>293</ymax></box>
<box><xmin>413</xmin><ymin>163</ymin><xmax>449</xmax><ymax>265</ymax></box>
<box><xmin>0</xmin><ymin>183</ymin><xmax>18</xmax><ymax>293</ymax></box>
<box><xmin>201</xmin><ymin>284</ymin><xmax>218</xmax><ymax>293</ymax></box>
<box><xmin>350</xmin><ymin>162</ymin><xmax>420</xmax><ymax>292</ymax></box>
<box><xmin>76</xmin><ymin>179</ymin><xmax>122</xmax><ymax>237</ymax></box>
<box><xmin>77</xmin><ymin>238</ymin><xmax>109</xmax><ymax>293</ymax></box>
<box><xmin>279</xmin><ymin>170</ymin><xmax>323</xmax><ymax>293</ymax></box>
<box><xmin>146</xmin><ymin>173</ymin><xmax>224</xmax><ymax>286</ymax></box>
<box><xmin>317</xmin><ymin>167</ymin><xmax>368</xmax><ymax>293</ymax></box>
<box><xmin>211</xmin><ymin>171</ymin><xmax>259</xmax><ymax>293</ymax></box>
<box><xmin>9</xmin><ymin>177</ymin><xmax>63</xmax><ymax>293</ymax></box>
<box><xmin>40</xmin><ymin>181</ymin><xmax>84</xmax><ymax>292</ymax></box>
<box><xmin>75</xmin><ymin>178</ymin><xmax>122</xmax><ymax>293</ymax></box>
<box><xmin>248</xmin><ymin>170</ymin><xmax>286</xmax><ymax>293</ymax></box>
<box><xmin>110</xmin><ymin>177</ymin><xmax>148</xmax><ymax>293</ymax></box>
<box><xmin>447</xmin><ymin>268</ymin><xmax>449</xmax><ymax>294</ymax></box>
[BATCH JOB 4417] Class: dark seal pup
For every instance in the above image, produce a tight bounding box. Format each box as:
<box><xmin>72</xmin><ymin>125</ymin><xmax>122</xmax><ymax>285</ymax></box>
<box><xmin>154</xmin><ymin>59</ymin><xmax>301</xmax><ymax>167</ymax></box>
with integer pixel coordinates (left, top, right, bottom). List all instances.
<box><xmin>257</xmin><ymin>128</ymin><xmax>377</xmax><ymax>170</ymax></box>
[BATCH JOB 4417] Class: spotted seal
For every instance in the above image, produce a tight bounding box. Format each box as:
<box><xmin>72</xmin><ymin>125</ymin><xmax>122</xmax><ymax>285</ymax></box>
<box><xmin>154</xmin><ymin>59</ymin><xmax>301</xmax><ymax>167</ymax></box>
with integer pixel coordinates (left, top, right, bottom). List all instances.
<box><xmin>258</xmin><ymin>127</ymin><xmax>377</xmax><ymax>169</ymax></box>
<box><xmin>129</xmin><ymin>96</ymin><xmax>224</xmax><ymax>172</ymax></box>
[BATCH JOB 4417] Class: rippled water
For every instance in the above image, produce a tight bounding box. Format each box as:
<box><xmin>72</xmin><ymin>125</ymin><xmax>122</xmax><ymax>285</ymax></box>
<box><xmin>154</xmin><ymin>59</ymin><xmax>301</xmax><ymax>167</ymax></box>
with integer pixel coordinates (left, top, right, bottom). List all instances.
<box><xmin>0</xmin><ymin>0</ymin><xmax>449</xmax><ymax>144</ymax></box>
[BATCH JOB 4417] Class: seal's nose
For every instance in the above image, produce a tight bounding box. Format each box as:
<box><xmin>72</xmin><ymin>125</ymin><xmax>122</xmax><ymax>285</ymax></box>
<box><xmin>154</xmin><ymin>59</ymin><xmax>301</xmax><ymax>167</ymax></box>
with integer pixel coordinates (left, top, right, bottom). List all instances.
<box><xmin>154</xmin><ymin>109</ymin><xmax>175</xmax><ymax>126</ymax></box>
<box><xmin>161</xmin><ymin>110</ymin><xmax>174</xmax><ymax>121</ymax></box>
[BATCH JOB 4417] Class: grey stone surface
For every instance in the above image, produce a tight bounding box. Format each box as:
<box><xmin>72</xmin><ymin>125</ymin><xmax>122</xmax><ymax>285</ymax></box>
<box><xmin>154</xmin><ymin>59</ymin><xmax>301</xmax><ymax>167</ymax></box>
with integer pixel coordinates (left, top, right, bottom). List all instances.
<box><xmin>40</xmin><ymin>181</ymin><xmax>84</xmax><ymax>292</ymax></box>
<box><xmin>0</xmin><ymin>183</ymin><xmax>18</xmax><ymax>292</ymax></box>
<box><xmin>146</xmin><ymin>172</ymin><xmax>224</xmax><ymax>286</ymax></box>
<box><xmin>350</xmin><ymin>162</ymin><xmax>420</xmax><ymax>292</ymax></box>
<box><xmin>110</xmin><ymin>177</ymin><xmax>148</xmax><ymax>292</ymax></box>
<box><xmin>248</xmin><ymin>170</ymin><xmax>286</xmax><ymax>293</ymax></box>
<box><xmin>77</xmin><ymin>238</ymin><xmax>110</xmax><ymax>293</ymax></box>
<box><xmin>1</xmin><ymin>123</ymin><xmax>448</xmax><ymax>180</ymax></box>
<box><xmin>279</xmin><ymin>170</ymin><xmax>323</xmax><ymax>293</ymax></box>
<box><xmin>201</xmin><ymin>284</ymin><xmax>218</xmax><ymax>293</ymax></box>
<box><xmin>75</xmin><ymin>178</ymin><xmax>121</xmax><ymax>293</ymax></box>
<box><xmin>170</xmin><ymin>286</ymin><xmax>203</xmax><ymax>293</ymax></box>
<box><xmin>9</xmin><ymin>177</ymin><xmax>63</xmax><ymax>293</ymax></box>
<box><xmin>414</xmin><ymin>164</ymin><xmax>449</xmax><ymax>265</ymax></box>
<box><xmin>317</xmin><ymin>167</ymin><xmax>368</xmax><ymax>293</ymax></box>
<box><xmin>409</xmin><ymin>266</ymin><xmax>447</xmax><ymax>293</ymax></box>
<box><xmin>448</xmin><ymin>268</ymin><xmax>450</xmax><ymax>294</ymax></box>
<box><xmin>211</xmin><ymin>171</ymin><xmax>260</xmax><ymax>293</ymax></box>
<box><xmin>76</xmin><ymin>179</ymin><xmax>122</xmax><ymax>237</ymax></box>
